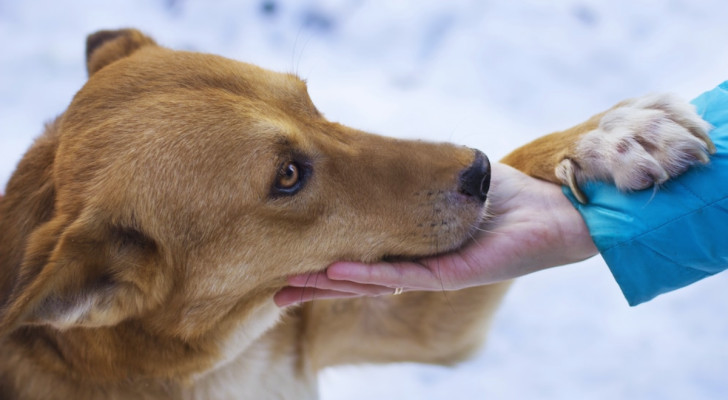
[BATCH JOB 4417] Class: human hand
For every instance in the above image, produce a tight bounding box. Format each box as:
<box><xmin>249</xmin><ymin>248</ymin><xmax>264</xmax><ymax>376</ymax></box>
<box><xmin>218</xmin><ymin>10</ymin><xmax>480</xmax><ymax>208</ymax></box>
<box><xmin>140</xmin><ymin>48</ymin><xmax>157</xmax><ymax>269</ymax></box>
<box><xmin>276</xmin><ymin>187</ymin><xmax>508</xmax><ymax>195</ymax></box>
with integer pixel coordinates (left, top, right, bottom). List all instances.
<box><xmin>274</xmin><ymin>163</ymin><xmax>598</xmax><ymax>307</ymax></box>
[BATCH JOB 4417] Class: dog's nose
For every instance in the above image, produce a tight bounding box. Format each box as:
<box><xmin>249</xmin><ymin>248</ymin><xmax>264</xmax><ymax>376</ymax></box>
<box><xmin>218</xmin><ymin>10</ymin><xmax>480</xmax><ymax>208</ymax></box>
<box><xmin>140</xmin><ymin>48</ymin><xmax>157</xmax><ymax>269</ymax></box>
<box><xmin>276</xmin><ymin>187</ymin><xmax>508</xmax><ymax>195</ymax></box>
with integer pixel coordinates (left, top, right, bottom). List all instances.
<box><xmin>459</xmin><ymin>150</ymin><xmax>491</xmax><ymax>203</ymax></box>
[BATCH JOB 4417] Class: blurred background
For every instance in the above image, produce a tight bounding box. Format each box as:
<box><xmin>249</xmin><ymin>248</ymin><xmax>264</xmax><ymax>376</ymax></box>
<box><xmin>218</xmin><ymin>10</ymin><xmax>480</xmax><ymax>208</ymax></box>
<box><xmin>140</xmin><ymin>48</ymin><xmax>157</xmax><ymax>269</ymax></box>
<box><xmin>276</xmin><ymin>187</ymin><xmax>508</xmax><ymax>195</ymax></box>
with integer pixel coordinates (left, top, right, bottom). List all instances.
<box><xmin>1</xmin><ymin>1</ymin><xmax>727</xmax><ymax>398</ymax></box>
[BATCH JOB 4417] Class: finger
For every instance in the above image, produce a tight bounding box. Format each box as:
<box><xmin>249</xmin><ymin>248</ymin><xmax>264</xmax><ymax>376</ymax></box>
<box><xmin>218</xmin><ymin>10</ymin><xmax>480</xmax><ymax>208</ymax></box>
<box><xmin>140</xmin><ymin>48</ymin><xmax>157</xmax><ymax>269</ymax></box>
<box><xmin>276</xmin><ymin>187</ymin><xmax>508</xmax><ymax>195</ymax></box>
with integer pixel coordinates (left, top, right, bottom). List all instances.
<box><xmin>326</xmin><ymin>260</ymin><xmax>449</xmax><ymax>290</ymax></box>
<box><xmin>287</xmin><ymin>271</ymin><xmax>328</xmax><ymax>287</ymax></box>
<box><xmin>287</xmin><ymin>272</ymin><xmax>399</xmax><ymax>296</ymax></box>
<box><xmin>274</xmin><ymin>286</ymin><xmax>360</xmax><ymax>307</ymax></box>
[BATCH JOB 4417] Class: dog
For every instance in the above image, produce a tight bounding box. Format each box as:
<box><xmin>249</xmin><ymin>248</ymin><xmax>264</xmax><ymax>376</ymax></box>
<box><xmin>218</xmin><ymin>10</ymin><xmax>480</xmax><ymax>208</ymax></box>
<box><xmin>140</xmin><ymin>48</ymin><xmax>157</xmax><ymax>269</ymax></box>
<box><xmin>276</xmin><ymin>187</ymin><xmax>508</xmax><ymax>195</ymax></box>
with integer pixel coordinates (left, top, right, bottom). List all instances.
<box><xmin>0</xmin><ymin>29</ymin><xmax>713</xmax><ymax>399</ymax></box>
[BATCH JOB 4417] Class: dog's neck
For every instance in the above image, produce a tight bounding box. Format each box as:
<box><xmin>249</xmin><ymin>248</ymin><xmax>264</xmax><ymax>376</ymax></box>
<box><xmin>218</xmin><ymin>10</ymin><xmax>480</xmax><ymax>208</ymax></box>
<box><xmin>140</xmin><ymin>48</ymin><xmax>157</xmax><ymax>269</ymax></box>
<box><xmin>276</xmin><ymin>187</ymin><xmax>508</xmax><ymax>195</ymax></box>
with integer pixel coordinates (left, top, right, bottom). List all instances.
<box><xmin>31</xmin><ymin>323</ymin><xmax>216</xmax><ymax>375</ymax></box>
<box><xmin>1</xmin><ymin>325</ymin><xmax>186</xmax><ymax>398</ymax></box>
<box><xmin>0</xmin><ymin>302</ymin><xmax>308</xmax><ymax>399</ymax></box>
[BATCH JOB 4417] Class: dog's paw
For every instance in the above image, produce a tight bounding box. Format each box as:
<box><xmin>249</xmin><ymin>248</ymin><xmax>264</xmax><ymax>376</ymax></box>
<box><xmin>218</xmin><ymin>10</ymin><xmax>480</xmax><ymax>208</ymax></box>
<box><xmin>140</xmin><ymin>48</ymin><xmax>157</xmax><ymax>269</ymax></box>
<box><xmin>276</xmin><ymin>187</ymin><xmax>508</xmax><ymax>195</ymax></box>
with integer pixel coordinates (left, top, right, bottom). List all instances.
<box><xmin>557</xmin><ymin>93</ymin><xmax>716</xmax><ymax>203</ymax></box>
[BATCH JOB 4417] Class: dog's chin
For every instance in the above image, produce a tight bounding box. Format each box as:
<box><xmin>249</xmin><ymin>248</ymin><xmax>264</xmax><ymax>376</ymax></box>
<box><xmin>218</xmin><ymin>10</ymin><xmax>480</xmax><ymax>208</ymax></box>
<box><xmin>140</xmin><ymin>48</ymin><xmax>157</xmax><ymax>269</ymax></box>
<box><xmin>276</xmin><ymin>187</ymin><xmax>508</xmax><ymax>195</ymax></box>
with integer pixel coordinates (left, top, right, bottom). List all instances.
<box><xmin>381</xmin><ymin>210</ymin><xmax>490</xmax><ymax>264</ymax></box>
<box><xmin>382</xmin><ymin>240</ymin><xmax>465</xmax><ymax>264</ymax></box>
<box><xmin>421</xmin><ymin>203</ymin><xmax>490</xmax><ymax>258</ymax></box>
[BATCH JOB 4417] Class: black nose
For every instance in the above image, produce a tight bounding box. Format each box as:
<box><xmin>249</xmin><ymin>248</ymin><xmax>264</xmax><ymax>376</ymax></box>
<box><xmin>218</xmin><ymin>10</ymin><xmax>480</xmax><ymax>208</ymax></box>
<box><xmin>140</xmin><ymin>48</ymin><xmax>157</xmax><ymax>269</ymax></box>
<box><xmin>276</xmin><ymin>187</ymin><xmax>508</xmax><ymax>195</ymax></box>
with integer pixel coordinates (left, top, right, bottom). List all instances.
<box><xmin>459</xmin><ymin>150</ymin><xmax>491</xmax><ymax>203</ymax></box>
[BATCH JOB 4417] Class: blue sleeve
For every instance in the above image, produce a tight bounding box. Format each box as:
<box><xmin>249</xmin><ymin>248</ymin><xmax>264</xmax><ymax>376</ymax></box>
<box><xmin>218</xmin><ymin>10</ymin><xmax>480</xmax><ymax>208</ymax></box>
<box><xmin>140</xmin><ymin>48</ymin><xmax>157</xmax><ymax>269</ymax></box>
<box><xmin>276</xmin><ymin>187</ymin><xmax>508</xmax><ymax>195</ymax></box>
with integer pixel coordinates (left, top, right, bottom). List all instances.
<box><xmin>562</xmin><ymin>81</ymin><xmax>728</xmax><ymax>306</ymax></box>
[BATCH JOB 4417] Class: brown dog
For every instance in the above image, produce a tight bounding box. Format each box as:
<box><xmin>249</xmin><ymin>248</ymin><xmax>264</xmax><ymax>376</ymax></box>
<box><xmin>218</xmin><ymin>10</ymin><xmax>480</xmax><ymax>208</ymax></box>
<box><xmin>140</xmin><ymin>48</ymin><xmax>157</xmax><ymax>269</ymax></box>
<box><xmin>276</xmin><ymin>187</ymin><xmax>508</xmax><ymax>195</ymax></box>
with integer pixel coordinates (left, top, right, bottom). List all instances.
<box><xmin>0</xmin><ymin>29</ymin><xmax>713</xmax><ymax>399</ymax></box>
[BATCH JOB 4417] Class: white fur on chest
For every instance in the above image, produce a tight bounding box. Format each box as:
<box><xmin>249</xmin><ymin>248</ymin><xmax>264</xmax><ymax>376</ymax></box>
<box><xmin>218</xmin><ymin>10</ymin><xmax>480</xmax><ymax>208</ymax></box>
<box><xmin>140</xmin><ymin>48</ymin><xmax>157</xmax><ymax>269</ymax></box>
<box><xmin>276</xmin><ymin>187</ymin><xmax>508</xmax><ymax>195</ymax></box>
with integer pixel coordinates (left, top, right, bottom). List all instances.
<box><xmin>187</xmin><ymin>300</ymin><xmax>317</xmax><ymax>400</ymax></box>
<box><xmin>211</xmin><ymin>300</ymin><xmax>282</xmax><ymax>371</ymax></box>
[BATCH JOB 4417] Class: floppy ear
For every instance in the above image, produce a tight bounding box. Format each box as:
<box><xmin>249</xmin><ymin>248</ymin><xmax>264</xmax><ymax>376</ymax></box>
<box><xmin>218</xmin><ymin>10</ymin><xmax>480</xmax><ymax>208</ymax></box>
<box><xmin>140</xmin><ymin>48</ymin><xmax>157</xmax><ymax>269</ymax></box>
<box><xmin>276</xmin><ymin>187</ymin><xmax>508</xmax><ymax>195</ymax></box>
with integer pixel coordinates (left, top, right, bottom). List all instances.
<box><xmin>86</xmin><ymin>28</ymin><xmax>157</xmax><ymax>76</ymax></box>
<box><xmin>0</xmin><ymin>213</ymin><xmax>170</xmax><ymax>336</ymax></box>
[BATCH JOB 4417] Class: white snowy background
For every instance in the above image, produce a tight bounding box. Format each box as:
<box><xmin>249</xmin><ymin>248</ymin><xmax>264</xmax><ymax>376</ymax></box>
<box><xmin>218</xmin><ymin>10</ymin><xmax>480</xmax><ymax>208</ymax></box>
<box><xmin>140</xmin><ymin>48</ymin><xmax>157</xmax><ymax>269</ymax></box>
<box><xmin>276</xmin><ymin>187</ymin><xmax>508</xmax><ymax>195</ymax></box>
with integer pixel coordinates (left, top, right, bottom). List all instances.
<box><xmin>1</xmin><ymin>1</ymin><xmax>727</xmax><ymax>399</ymax></box>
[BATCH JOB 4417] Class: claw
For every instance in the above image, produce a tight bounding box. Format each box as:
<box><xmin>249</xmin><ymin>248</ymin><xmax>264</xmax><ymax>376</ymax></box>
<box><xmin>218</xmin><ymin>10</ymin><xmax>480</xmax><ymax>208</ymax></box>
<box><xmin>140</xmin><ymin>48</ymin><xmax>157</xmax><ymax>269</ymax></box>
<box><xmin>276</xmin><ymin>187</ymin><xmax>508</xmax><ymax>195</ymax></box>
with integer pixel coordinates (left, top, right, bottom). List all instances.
<box><xmin>568</xmin><ymin>171</ymin><xmax>588</xmax><ymax>205</ymax></box>
<box><xmin>556</xmin><ymin>159</ymin><xmax>588</xmax><ymax>204</ymax></box>
<box><xmin>691</xmin><ymin>120</ymin><xmax>716</xmax><ymax>154</ymax></box>
<box><xmin>707</xmin><ymin>137</ymin><xmax>717</xmax><ymax>155</ymax></box>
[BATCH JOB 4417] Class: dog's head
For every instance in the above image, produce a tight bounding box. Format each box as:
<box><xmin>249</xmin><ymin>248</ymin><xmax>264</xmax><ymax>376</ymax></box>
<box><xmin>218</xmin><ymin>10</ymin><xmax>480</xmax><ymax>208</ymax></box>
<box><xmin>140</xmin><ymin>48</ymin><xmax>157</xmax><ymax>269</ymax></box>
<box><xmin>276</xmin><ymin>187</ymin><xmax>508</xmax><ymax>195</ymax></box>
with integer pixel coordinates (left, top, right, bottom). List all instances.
<box><xmin>1</xmin><ymin>29</ymin><xmax>489</xmax><ymax>348</ymax></box>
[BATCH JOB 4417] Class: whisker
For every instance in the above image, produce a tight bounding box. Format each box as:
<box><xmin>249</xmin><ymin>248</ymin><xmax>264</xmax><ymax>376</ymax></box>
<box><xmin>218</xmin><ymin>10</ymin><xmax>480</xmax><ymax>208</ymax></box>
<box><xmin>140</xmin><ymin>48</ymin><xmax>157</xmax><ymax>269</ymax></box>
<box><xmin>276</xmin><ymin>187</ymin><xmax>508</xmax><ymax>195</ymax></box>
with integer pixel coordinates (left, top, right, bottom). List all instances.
<box><xmin>290</xmin><ymin>22</ymin><xmax>313</xmax><ymax>77</ymax></box>
<box><xmin>300</xmin><ymin>271</ymin><xmax>314</xmax><ymax>305</ymax></box>
<box><xmin>312</xmin><ymin>270</ymin><xmax>321</xmax><ymax>303</ymax></box>
<box><xmin>469</xmin><ymin>224</ymin><xmax>503</xmax><ymax>235</ymax></box>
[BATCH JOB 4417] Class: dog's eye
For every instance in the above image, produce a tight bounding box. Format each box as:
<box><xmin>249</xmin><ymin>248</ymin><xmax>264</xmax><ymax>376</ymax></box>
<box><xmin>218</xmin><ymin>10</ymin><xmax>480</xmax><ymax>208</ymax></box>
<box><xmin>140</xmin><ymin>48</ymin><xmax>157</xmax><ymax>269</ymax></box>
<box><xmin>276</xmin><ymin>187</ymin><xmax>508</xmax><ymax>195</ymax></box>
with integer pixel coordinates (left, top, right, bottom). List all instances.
<box><xmin>277</xmin><ymin>162</ymin><xmax>300</xmax><ymax>188</ymax></box>
<box><xmin>273</xmin><ymin>161</ymin><xmax>304</xmax><ymax>194</ymax></box>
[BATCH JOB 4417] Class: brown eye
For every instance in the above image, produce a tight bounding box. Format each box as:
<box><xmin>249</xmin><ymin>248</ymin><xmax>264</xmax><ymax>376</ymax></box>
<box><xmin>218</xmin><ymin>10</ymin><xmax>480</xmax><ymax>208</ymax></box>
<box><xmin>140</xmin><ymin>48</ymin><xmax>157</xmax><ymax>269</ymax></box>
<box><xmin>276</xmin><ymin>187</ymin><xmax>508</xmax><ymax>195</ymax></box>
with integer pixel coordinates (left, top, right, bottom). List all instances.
<box><xmin>277</xmin><ymin>162</ymin><xmax>300</xmax><ymax>189</ymax></box>
<box><xmin>271</xmin><ymin>160</ymin><xmax>309</xmax><ymax>197</ymax></box>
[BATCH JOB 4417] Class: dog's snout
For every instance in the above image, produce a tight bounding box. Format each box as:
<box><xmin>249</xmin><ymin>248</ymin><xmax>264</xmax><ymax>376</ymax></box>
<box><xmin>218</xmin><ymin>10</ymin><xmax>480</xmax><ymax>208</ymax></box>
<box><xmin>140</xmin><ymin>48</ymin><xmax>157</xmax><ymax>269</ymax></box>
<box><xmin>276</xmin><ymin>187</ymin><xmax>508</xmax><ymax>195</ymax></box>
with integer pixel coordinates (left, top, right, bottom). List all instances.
<box><xmin>459</xmin><ymin>150</ymin><xmax>491</xmax><ymax>203</ymax></box>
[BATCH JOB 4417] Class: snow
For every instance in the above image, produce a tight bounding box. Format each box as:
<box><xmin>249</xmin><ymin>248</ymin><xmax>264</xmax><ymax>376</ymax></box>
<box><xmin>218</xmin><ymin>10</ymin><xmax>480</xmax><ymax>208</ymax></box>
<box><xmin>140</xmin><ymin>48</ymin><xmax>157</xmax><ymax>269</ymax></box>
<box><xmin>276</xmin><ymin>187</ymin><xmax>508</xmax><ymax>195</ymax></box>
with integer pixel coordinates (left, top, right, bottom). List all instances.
<box><xmin>1</xmin><ymin>1</ymin><xmax>727</xmax><ymax>399</ymax></box>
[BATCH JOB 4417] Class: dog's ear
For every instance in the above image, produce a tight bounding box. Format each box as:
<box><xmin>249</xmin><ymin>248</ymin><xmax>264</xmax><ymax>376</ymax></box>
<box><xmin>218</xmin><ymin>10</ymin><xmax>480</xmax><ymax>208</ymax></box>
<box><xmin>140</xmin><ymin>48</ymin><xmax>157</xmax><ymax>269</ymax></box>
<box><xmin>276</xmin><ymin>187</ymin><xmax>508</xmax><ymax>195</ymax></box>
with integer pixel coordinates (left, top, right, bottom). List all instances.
<box><xmin>86</xmin><ymin>28</ymin><xmax>157</xmax><ymax>76</ymax></box>
<box><xmin>0</xmin><ymin>212</ymin><xmax>170</xmax><ymax>336</ymax></box>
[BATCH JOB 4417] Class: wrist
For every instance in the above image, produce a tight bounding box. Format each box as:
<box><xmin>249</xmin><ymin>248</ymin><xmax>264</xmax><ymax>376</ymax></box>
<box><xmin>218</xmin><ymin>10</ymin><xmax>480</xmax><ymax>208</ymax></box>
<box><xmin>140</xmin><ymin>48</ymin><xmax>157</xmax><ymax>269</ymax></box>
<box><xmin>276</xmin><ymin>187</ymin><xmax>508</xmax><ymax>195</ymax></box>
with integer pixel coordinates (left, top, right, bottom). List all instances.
<box><xmin>550</xmin><ymin>188</ymin><xmax>598</xmax><ymax>264</ymax></box>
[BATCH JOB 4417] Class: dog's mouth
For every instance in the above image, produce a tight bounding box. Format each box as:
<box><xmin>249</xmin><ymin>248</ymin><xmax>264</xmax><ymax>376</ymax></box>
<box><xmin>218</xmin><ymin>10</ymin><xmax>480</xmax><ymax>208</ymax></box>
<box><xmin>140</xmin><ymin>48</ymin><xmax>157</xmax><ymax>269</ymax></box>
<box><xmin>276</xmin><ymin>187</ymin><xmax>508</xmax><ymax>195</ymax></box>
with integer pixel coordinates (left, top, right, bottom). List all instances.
<box><xmin>379</xmin><ymin>200</ymin><xmax>490</xmax><ymax>266</ymax></box>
